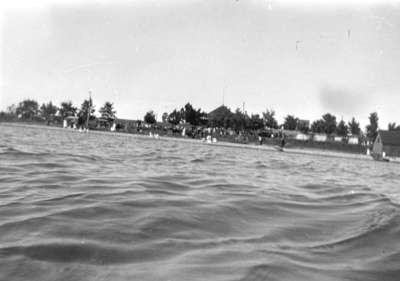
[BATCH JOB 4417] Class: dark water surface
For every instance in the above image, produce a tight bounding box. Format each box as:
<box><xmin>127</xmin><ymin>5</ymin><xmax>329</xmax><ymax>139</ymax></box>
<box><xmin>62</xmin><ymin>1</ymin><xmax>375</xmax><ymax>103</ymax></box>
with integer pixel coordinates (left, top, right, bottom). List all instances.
<box><xmin>1</xmin><ymin>124</ymin><xmax>399</xmax><ymax>281</ymax></box>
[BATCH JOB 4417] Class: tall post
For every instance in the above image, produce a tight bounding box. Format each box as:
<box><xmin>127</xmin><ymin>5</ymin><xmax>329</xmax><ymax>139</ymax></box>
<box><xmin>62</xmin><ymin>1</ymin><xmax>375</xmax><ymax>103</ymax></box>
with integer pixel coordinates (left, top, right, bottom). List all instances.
<box><xmin>86</xmin><ymin>91</ymin><xmax>91</xmax><ymax>129</ymax></box>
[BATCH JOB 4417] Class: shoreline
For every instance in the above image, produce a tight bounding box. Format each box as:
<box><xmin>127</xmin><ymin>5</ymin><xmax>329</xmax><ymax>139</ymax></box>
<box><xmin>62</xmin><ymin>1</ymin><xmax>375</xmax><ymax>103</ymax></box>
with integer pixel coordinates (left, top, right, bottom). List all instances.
<box><xmin>1</xmin><ymin>121</ymin><xmax>396</xmax><ymax>163</ymax></box>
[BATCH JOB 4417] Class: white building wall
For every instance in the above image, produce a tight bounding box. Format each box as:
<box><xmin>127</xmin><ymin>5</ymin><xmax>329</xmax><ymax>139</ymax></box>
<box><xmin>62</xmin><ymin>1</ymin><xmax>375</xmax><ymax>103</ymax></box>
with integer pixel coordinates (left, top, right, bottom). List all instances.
<box><xmin>313</xmin><ymin>134</ymin><xmax>327</xmax><ymax>142</ymax></box>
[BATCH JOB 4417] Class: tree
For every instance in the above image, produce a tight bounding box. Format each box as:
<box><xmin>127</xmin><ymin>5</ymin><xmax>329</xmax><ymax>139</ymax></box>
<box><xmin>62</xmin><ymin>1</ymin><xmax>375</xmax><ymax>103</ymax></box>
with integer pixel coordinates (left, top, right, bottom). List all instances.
<box><xmin>348</xmin><ymin>117</ymin><xmax>361</xmax><ymax>136</ymax></box>
<box><xmin>321</xmin><ymin>113</ymin><xmax>337</xmax><ymax>135</ymax></box>
<box><xmin>311</xmin><ymin>119</ymin><xmax>325</xmax><ymax>133</ymax></box>
<box><xmin>78</xmin><ymin>98</ymin><xmax>95</xmax><ymax>127</ymax></box>
<box><xmin>230</xmin><ymin>108</ymin><xmax>247</xmax><ymax>131</ymax></box>
<box><xmin>40</xmin><ymin>102</ymin><xmax>58</xmax><ymax>121</ymax></box>
<box><xmin>262</xmin><ymin>109</ymin><xmax>278</xmax><ymax>129</ymax></box>
<box><xmin>197</xmin><ymin>110</ymin><xmax>208</xmax><ymax>126</ymax></box>
<box><xmin>297</xmin><ymin>120</ymin><xmax>310</xmax><ymax>133</ymax></box>
<box><xmin>249</xmin><ymin>114</ymin><xmax>264</xmax><ymax>130</ymax></box>
<box><xmin>336</xmin><ymin>120</ymin><xmax>348</xmax><ymax>137</ymax></box>
<box><xmin>16</xmin><ymin>99</ymin><xmax>39</xmax><ymax>120</ymax></box>
<box><xmin>366</xmin><ymin>112</ymin><xmax>379</xmax><ymax>141</ymax></box>
<box><xmin>283</xmin><ymin>115</ymin><xmax>299</xmax><ymax>130</ymax></box>
<box><xmin>0</xmin><ymin>104</ymin><xmax>16</xmax><ymax>121</ymax></box>
<box><xmin>388</xmin><ymin>122</ymin><xmax>400</xmax><ymax>131</ymax></box>
<box><xmin>144</xmin><ymin>110</ymin><xmax>157</xmax><ymax>124</ymax></box>
<box><xmin>180</xmin><ymin>103</ymin><xmax>207</xmax><ymax>126</ymax></box>
<box><xmin>183</xmin><ymin>103</ymin><xmax>196</xmax><ymax>125</ymax></box>
<box><xmin>162</xmin><ymin>112</ymin><xmax>169</xmax><ymax>123</ymax></box>
<box><xmin>99</xmin><ymin>102</ymin><xmax>116</xmax><ymax>124</ymax></box>
<box><xmin>59</xmin><ymin>101</ymin><xmax>77</xmax><ymax>118</ymax></box>
<box><xmin>168</xmin><ymin>109</ymin><xmax>183</xmax><ymax>125</ymax></box>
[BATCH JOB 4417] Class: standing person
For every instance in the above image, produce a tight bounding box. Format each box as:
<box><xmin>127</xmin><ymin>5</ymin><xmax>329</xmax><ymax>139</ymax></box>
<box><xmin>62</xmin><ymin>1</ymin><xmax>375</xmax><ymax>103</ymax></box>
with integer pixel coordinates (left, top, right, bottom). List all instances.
<box><xmin>280</xmin><ymin>133</ymin><xmax>286</xmax><ymax>148</ymax></box>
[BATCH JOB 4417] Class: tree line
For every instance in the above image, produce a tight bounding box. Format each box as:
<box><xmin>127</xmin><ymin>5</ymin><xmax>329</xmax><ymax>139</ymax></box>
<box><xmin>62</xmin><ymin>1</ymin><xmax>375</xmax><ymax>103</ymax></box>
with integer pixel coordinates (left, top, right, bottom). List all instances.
<box><xmin>2</xmin><ymin>98</ymin><xmax>116</xmax><ymax>128</ymax></box>
<box><xmin>1</xmin><ymin>98</ymin><xmax>399</xmax><ymax>141</ymax></box>
<box><xmin>152</xmin><ymin>103</ymin><xmax>387</xmax><ymax>142</ymax></box>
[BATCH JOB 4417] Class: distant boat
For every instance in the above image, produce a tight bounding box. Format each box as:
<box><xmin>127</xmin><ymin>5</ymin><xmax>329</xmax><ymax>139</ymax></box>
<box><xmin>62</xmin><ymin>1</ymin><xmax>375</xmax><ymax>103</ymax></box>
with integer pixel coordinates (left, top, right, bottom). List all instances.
<box><xmin>370</xmin><ymin>130</ymin><xmax>400</xmax><ymax>162</ymax></box>
<box><xmin>371</xmin><ymin>153</ymin><xmax>390</xmax><ymax>162</ymax></box>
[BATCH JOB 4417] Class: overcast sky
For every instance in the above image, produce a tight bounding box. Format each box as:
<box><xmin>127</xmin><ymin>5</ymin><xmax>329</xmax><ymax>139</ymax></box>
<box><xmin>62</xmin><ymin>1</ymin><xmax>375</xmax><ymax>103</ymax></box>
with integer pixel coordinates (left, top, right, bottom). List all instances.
<box><xmin>1</xmin><ymin>0</ymin><xmax>399</xmax><ymax>128</ymax></box>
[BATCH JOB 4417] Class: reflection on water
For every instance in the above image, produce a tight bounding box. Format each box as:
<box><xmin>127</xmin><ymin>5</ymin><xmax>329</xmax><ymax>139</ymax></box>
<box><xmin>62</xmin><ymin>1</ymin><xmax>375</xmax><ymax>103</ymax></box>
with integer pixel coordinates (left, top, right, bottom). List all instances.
<box><xmin>0</xmin><ymin>124</ymin><xmax>399</xmax><ymax>281</ymax></box>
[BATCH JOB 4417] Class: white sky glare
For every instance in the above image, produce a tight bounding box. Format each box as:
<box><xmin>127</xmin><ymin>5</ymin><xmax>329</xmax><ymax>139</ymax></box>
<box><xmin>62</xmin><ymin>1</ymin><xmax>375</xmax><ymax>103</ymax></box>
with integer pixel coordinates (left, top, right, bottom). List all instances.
<box><xmin>1</xmin><ymin>0</ymin><xmax>400</xmax><ymax>128</ymax></box>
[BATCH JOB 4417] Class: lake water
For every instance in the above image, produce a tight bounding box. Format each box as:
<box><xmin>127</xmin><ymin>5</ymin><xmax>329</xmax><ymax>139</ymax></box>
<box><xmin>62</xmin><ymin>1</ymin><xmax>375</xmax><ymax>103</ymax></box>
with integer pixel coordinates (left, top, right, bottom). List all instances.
<box><xmin>1</xmin><ymin>124</ymin><xmax>399</xmax><ymax>281</ymax></box>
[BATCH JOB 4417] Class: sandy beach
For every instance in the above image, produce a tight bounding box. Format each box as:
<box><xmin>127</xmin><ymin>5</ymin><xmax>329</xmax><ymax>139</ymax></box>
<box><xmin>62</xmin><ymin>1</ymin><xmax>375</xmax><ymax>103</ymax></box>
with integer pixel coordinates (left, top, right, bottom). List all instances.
<box><xmin>1</xmin><ymin>121</ymin><xmax>390</xmax><ymax>163</ymax></box>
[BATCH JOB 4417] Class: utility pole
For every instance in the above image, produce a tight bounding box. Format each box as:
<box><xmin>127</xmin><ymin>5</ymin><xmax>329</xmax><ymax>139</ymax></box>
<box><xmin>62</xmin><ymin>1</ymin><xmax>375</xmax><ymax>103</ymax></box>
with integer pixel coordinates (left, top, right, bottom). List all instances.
<box><xmin>222</xmin><ymin>84</ymin><xmax>226</xmax><ymax>106</ymax></box>
<box><xmin>86</xmin><ymin>91</ymin><xmax>91</xmax><ymax>129</ymax></box>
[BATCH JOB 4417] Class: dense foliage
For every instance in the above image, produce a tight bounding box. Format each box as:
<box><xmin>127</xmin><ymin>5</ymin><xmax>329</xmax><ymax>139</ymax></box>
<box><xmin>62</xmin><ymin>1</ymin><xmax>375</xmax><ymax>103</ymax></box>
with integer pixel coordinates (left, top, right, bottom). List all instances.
<box><xmin>311</xmin><ymin>113</ymin><xmax>337</xmax><ymax>135</ymax></box>
<box><xmin>366</xmin><ymin>112</ymin><xmax>379</xmax><ymax>141</ymax></box>
<box><xmin>16</xmin><ymin>99</ymin><xmax>39</xmax><ymax>120</ymax></box>
<box><xmin>1</xmin><ymin>98</ymin><xmax>396</xmax><ymax>144</ymax></box>
<box><xmin>388</xmin><ymin>122</ymin><xmax>400</xmax><ymax>131</ymax></box>
<box><xmin>144</xmin><ymin>110</ymin><xmax>157</xmax><ymax>124</ymax></box>
<box><xmin>336</xmin><ymin>120</ymin><xmax>349</xmax><ymax>137</ymax></box>
<box><xmin>99</xmin><ymin>102</ymin><xmax>116</xmax><ymax>125</ymax></box>
<box><xmin>161</xmin><ymin>112</ymin><xmax>169</xmax><ymax>123</ymax></box>
<box><xmin>262</xmin><ymin>109</ymin><xmax>278</xmax><ymax>129</ymax></box>
<box><xmin>348</xmin><ymin>117</ymin><xmax>361</xmax><ymax>136</ymax></box>
<box><xmin>283</xmin><ymin>115</ymin><xmax>299</xmax><ymax>130</ymax></box>
<box><xmin>59</xmin><ymin>101</ymin><xmax>77</xmax><ymax>119</ymax></box>
<box><xmin>167</xmin><ymin>109</ymin><xmax>183</xmax><ymax>125</ymax></box>
<box><xmin>78</xmin><ymin>98</ymin><xmax>96</xmax><ymax>127</ymax></box>
<box><xmin>40</xmin><ymin>102</ymin><xmax>58</xmax><ymax>121</ymax></box>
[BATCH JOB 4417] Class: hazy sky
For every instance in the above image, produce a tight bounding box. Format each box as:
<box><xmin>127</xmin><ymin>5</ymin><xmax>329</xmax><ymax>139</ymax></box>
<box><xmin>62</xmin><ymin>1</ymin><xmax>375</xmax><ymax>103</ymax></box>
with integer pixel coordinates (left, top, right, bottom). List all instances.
<box><xmin>1</xmin><ymin>0</ymin><xmax>400</xmax><ymax>128</ymax></box>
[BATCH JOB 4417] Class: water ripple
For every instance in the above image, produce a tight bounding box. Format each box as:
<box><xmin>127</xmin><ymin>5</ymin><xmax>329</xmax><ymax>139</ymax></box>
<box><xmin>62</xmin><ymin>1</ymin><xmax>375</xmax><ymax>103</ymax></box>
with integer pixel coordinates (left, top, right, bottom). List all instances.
<box><xmin>1</xmin><ymin>124</ymin><xmax>400</xmax><ymax>281</ymax></box>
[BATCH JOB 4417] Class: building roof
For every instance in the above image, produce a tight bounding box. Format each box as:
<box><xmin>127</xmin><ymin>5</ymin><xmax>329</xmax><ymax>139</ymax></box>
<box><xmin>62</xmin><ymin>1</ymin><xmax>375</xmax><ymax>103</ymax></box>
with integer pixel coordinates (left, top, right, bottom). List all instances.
<box><xmin>207</xmin><ymin>105</ymin><xmax>233</xmax><ymax>119</ymax></box>
<box><xmin>65</xmin><ymin>116</ymin><xmax>78</xmax><ymax>120</ymax></box>
<box><xmin>379</xmin><ymin>130</ymin><xmax>400</xmax><ymax>146</ymax></box>
<box><xmin>298</xmin><ymin>119</ymin><xmax>310</xmax><ymax>125</ymax></box>
<box><xmin>115</xmin><ymin>118</ymin><xmax>140</xmax><ymax>123</ymax></box>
